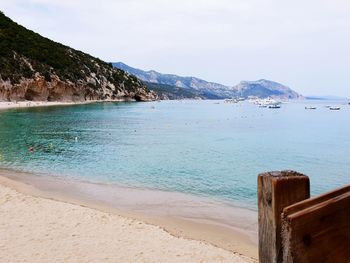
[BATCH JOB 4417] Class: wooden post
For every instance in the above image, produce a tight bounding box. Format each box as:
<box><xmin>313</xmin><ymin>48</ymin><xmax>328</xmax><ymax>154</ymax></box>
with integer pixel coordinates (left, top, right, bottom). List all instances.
<box><xmin>258</xmin><ymin>171</ymin><xmax>310</xmax><ymax>263</ymax></box>
<box><xmin>282</xmin><ymin>185</ymin><xmax>350</xmax><ymax>263</ymax></box>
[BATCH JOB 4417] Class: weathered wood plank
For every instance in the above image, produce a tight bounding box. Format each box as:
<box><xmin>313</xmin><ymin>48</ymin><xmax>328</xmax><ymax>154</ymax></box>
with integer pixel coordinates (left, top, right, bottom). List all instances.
<box><xmin>283</xmin><ymin>184</ymin><xmax>350</xmax><ymax>217</ymax></box>
<box><xmin>258</xmin><ymin>171</ymin><xmax>310</xmax><ymax>263</ymax></box>
<box><xmin>282</xmin><ymin>185</ymin><xmax>350</xmax><ymax>263</ymax></box>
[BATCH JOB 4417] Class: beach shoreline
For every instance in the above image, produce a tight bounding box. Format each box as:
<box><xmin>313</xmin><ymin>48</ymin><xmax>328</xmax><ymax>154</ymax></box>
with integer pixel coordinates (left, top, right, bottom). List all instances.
<box><xmin>0</xmin><ymin>168</ymin><xmax>258</xmax><ymax>261</ymax></box>
<box><xmin>0</xmin><ymin>99</ymin><xmax>142</xmax><ymax>111</ymax></box>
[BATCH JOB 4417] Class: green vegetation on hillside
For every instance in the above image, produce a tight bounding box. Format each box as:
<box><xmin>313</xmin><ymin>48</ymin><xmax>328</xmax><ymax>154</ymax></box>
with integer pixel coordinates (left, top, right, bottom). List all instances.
<box><xmin>0</xmin><ymin>11</ymin><xmax>145</xmax><ymax>95</ymax></box>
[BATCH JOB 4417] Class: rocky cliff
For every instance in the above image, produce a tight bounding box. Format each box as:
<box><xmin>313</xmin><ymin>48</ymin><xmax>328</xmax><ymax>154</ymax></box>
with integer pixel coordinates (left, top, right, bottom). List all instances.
<box><xmin>0</xmin><ymin>12</ymin><xmax>157</xmax><ymax>102</ymax></box>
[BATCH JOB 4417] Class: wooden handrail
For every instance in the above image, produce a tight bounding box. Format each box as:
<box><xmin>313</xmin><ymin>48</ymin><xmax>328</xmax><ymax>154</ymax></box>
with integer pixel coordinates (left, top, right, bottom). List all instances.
<box><xmin>258</xmin><ymin>170</ymin><xmax>350</xmax><ymax>263</ymax></box>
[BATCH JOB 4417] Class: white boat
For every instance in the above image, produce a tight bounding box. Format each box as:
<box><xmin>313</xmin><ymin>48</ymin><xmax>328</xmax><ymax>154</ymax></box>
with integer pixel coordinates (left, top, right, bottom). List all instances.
<box><xmin>305</xmin><ymin>106</ymin><xmax>317</xmax><ymax>110</ymax></box>
<box><xmin>329</xmin><ymin>107</ymin><xmax>340</xmax><ymax>110</ymax></box>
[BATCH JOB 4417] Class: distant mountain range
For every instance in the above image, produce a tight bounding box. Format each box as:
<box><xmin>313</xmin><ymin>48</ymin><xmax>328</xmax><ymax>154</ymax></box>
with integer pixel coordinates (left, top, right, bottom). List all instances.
<box><xmin>113</xmin><ymin>62</ymin><xmax>303</xmax><ymax>100</ymax></box>
<box><xmin>113</xmin><ymin>62</ymin><xmax>231</xmax><ymax>99</ymax></box>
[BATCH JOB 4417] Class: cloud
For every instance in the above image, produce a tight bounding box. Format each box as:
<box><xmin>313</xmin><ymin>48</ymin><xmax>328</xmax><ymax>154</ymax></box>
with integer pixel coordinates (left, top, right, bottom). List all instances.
<box><xmin>1</xmin><ymin>0</ymin><xmax>350</xmax><ymax>96</ymax></box>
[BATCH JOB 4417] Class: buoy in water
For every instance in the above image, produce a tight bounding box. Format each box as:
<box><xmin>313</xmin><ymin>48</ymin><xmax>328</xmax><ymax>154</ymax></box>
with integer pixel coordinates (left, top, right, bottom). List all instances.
<box><xmin>29</xmin><ymin>147</ymin><xmax>34</xmax><ymax>152</ymax></box>
<box><xmin>75</xmin><ymin>137</ymin><xmax>78</xmax><ymax>142</ymax></box>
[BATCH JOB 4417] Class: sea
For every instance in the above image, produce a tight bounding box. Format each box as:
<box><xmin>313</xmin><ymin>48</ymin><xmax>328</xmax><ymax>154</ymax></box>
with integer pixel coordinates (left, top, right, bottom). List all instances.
<box><xmin>0</xmin><ymin>99</ymin><xmax>349</xmax><ymax>211</ymax></box>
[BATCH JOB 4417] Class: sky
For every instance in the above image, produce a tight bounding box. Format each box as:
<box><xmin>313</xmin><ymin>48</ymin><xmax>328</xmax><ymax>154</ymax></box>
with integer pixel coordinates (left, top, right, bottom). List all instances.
<box><xmin>1</xmin><ymin>0</ymin><xmax>350</xmax><ymax>97</ymax></box>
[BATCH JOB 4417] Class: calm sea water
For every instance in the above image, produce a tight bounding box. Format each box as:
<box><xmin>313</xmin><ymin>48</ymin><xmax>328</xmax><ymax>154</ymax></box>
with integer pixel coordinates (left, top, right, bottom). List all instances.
<box><xmin>0</xmin><ymin>100</ymin><xmax>349</xmax><ymax>210</ymax></box>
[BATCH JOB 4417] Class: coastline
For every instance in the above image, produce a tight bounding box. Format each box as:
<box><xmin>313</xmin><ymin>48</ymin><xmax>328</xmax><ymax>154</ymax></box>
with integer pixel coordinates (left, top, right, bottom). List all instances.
<box><xmin>0</xmin><ymin>99</ymin><xmax>143</xmax><ymax>111</ymax></box>
<box><xmin>0</xmin><ymin>168</ymin><xmax>258</xmax><ymax>261</ymax></box>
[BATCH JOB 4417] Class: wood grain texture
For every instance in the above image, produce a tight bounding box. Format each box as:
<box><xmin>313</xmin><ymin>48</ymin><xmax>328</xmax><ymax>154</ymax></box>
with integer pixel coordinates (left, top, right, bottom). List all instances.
<box><xmin>282</xmin><ymin>184</ymin><xmax>350</xmax><ymax>263</ymax></box>
<box><xmin>282</xmin><ymin>185</ymin><xmax>350</xmax><ymax>216</ymax></box>
<box><xmin>258</xmin><ymin>171</ymin><xmax>310</xmax><ymax>263</ymax></box>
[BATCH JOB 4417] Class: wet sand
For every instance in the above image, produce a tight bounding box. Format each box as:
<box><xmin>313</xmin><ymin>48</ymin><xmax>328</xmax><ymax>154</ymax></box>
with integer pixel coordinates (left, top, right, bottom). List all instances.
<box><xmin>0</xmin><ymin>169</ymin><xmax>258</xmax><ymax>261</ymax></box>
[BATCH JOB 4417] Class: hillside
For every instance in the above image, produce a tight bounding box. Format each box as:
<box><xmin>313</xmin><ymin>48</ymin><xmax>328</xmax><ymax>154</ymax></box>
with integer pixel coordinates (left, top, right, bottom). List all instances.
<box><xmin>0</xmin><ymin>12</ymin><xmax>156</xmax><ymax>102</ymax></box>
<box><xmin>113</xmin><ymin>62</ymin><xmax>302</xmax><ymax>100</ymax></box>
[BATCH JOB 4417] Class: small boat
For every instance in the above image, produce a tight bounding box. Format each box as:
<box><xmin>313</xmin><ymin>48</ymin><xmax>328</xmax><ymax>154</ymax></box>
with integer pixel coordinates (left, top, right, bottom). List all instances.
<box><xmin>268</xmin><ymin>104</ymin><xmax>281</xmax><ymax>109</ymax></box>
<box><xmin>329</xmin><ymin>107</ymin><xmax>340</xmax><ymax>110</ymax></box>
<box><xmin>305</xmin><ymin>107</ymin><xmax>317</xmax><ymax>110</ymax></box>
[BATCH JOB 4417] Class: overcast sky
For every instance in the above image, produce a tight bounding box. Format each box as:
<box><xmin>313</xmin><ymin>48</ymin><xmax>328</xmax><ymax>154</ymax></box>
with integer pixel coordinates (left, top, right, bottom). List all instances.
<box><xmin>1</xmin><ymin>0</ymin><xmax>350</xmax><ymax>96</ymax></box>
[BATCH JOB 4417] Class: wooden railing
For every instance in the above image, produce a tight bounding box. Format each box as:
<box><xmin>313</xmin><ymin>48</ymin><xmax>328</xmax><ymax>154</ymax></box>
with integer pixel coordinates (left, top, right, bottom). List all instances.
<box><xmin>258</xmin><ymin>170</ymin><xmax>350</xmax><ymax>263</ymax></box>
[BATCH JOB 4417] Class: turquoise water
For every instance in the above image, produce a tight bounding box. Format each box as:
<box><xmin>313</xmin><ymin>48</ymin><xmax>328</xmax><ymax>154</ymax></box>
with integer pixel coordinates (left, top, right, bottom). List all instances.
<box><xmin>0</xmin><ymin>100</ymin><xmax>349</xmax><ymax>210</ymax></box>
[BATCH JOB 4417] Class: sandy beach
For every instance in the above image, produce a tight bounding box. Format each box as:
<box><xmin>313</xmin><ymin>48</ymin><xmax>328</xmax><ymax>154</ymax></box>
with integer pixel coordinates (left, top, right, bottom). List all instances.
<box><xmin>0</xmin><ymin>101</ymin><xmax>83</xmax><ymax>110</ymax></box>
<box><xmin>0</xmin><ymin>173</ymin><xmax>257</xmax><ymax>263</ymax></box>
<box><xmin>0</xmin><ymin>100</ymin><xmax>137</xmax><ymax>111</ymax></box>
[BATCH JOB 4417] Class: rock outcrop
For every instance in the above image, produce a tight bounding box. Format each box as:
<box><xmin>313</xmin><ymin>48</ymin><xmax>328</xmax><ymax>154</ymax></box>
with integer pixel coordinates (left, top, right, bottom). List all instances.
<box><xmin>0</xmin><ymin>73</ymin><xmax>157</xmax><ymax>102</ymax></box>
